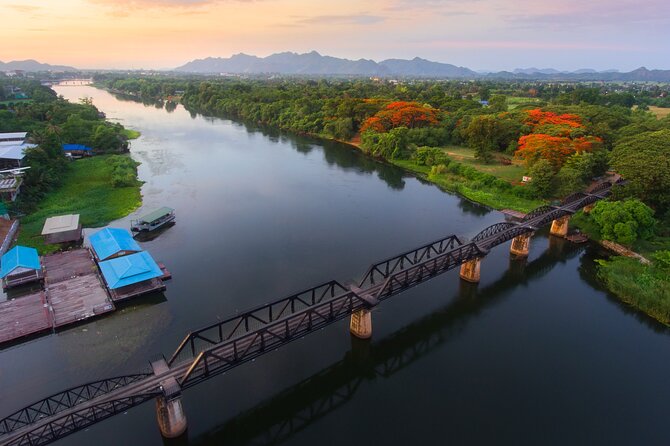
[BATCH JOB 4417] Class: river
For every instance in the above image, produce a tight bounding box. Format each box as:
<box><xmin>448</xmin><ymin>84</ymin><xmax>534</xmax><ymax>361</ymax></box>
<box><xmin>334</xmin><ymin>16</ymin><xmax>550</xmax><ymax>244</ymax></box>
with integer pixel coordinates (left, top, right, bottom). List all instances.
<box><xmin>1</xmin><ymin>86</ymin><xmax>670</xmax><ymax>445</ymax></box>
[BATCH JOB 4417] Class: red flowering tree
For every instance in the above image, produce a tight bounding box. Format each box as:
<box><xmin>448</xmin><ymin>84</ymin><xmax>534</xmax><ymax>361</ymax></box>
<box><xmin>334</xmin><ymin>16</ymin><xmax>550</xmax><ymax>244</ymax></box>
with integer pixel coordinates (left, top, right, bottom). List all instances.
<box><xmin>360</xmin><ymin>101</ymin><xmax>439</xmax><ymax>133</ymax></box>
<box><xmin>516</xmin><ymin>134</ymin><xmax>601</xmax><ymax>170</ymax></box>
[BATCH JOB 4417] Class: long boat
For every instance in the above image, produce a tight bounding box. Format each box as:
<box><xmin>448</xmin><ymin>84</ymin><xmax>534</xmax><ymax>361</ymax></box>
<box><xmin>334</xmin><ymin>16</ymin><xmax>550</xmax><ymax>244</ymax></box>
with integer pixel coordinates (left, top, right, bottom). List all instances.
<box><xmin>130</xmin><ymin>207</ymin><xmax>175</xmax><ymax>233</ymax></box>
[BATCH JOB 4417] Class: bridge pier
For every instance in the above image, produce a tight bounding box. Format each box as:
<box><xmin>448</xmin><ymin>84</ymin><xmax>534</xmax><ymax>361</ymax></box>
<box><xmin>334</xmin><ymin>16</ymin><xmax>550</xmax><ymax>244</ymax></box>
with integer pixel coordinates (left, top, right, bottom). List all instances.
<box><xmin>152</xmin><ymin>359</ymin><xmax>188</xmax><ymax>439</ymax></box>
<box><xmin>583</xmin><ymin>203</ymin><xmax>595</xmax><ymax>214</ymax></box>
<box><xmin>459</xmin><ymin>258</ymin><xmax>481</xmax><ymax>283</ymax></box>
<box><xmin>510</xmin><ymin>233</ymin><xmax>532</xmax><ymax>257</ymax></box>
<box><xmin>350</xmin><ymin>308</ymin><xmax>372</xmax><ymax>339</ymax></box>
<box><xmin>550</xmin><ymin>216</ymin><xmax>570</xmax><ymax>238</ymax></box>
<box><xmin>156</xmin><ymin>393</ymin><xmax>187</xmax><ymax>439</ymax></box>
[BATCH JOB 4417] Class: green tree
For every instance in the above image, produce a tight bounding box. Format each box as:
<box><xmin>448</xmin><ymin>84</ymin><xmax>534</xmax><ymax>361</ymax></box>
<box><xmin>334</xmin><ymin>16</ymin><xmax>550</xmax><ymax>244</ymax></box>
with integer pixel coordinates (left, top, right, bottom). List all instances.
<box><xmin>528</xmin><ymin>159</ymin><xmax>555</xmax><ymax>198</ymax></box>
<box><xmin>488</xmin><ymin>94</ymin><xmax>508</xmax><ymax>113</ymax></box>
<box><xmin>591</xmin><ymin>199</ymin><xmax>656</xmax><ymax>245</ymax></box>
<box><xmin>610</xmin><ymin>129</ymin><xmax>670</xmax><ymax>211</ymax></box>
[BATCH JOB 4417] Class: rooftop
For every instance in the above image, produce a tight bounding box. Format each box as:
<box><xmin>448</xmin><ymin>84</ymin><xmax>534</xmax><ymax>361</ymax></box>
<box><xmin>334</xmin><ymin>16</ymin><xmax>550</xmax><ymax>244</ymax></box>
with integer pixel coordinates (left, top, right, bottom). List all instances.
<box><xmin>138</xmin><ymin>207</ymin><xmax>174</xmax><ymax>224</ymax></box>
<box><xmin>0</xmin><ymin>245</ymin><xmax>41</xmax><ymax>278</ymax></box>
<box><xmin>98</xmin><ymin>251</ymin><xmax>163</xmax><ymax>289</ymax></box>
<box><xmin>62</xmin><ymin>144</ymin><xmax>92</xmax><ymax>152</ymax></box>
<box><xmin>41</xmin><ymin>214</ymin><xmax>80</xmax><ymax>235</ymax></box>
<box><xmin>0</xmin><ymin>144</ymin><xmax>34</xmax><ymax>159</ymax></box>
<box><xmin>0</xmin><ymin>132</ymin><xmax>27</xmax><ymax>140</ymax></box>
<box><xmin>89</xmin><ymin>227</ymin><xmax>141</xmax><ymax>261</ymax></box>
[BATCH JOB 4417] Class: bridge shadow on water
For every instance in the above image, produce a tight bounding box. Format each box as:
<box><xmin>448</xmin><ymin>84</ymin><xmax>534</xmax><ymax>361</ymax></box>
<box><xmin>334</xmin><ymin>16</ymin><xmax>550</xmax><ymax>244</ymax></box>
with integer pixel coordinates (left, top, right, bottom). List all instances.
<box><xmin>190</xmin><ymin>237</ymin><xmax>584</xmax><ymax>446</ymax></box>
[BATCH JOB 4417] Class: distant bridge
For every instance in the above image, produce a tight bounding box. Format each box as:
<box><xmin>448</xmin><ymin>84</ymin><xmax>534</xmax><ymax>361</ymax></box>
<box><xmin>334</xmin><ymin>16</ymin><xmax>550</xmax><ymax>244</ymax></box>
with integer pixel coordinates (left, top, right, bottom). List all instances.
<box><xmin>0</xmin><ymin>180</ymin><xmax>619</xmax><ymax>446</ymax></box>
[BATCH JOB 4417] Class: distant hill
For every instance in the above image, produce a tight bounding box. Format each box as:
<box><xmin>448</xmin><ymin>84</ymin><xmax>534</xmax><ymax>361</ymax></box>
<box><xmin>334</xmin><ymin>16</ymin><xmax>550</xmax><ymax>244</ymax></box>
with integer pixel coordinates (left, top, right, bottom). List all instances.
<box><xmin>0</xmin><ymin>59</ymin><xmax>77</xmax><ymax>72</ymax></box>
<box><xmin>176</xmin><ymin>51</ymin><xmax>670</xmax><ymax>81</ymax></box>
<box><xmin>175</xmin><ymin>51</ymin><xmax>476</xmax><ymax>78</ymax></box>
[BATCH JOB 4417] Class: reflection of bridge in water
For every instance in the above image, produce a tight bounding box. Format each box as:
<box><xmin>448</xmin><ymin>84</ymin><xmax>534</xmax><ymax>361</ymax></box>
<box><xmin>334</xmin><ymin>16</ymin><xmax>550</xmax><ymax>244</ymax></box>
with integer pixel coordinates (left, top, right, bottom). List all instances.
<box><xmin>0</xmin><ymin>181</ymin><xmax>620</xmax><ymax>446</ymax></box>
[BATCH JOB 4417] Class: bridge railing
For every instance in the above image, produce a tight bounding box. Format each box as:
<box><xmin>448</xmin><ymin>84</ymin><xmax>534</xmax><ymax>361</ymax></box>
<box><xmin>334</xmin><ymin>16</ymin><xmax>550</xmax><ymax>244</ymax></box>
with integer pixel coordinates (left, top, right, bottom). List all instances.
<box><xmin>168</xmin><ymin>281</ymin><xmax>356</xmax><ymax>367</ymax></box>
<box><xmin>0</xmin><ymin>374</ymin><xmax>152</xmax><ymax>436</ymax></box>
<box><xmin>358</xmin><ymin>234</ymin><xmax>463</xmax><ymax>288</ymax></box>
<box><xmin>4</xmin><ymin>394</ymin><xmax>159</xmax><ymax>446</ymax></box>
<box><xmin>375</xmin><ymin>242</ymin><xmax>483</xmax><ymax>300</ymax></box>
<box><xmin>179</xmin><ymin>288</ymin><xmax>368</xmax><ymax>388</ymax></box>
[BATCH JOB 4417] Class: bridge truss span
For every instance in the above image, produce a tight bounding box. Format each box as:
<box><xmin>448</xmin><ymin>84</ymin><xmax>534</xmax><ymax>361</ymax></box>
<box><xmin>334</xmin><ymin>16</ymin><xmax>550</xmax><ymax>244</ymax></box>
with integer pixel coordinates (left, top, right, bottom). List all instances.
<box><xmin>0</xmin><ymin>180</ymin><xmax>620</xmax><ymax>446</ymax></box>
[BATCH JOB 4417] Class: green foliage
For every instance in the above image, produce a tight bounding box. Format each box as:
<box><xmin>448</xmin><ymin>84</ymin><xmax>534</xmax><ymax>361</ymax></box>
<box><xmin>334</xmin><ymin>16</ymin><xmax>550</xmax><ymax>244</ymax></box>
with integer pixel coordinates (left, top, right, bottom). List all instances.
<box><xmin>552</xmin><ymin>166</ymin><xmax>585</xmax><ymax>198</ymax></box>
<box><xmin>360</xmin><ymin>128</ymin><xmax>410</xmax><ymax>159</ymax></box>
<box><xmin>652</xmin><ymin>251</ymin><xmax>670</xmax><ymax>270</ymax></box>
<box><xmin>591</xmin><ymin>199</ymin><xmax>656</xmax><ymax>245</ymax></box>
<box><xmin>528</xmin><ymin>159</ymin><xmax>554</xmax><ymax>198</ymax></box>
<box><xmin>610</xmin><ymin>129</ymin><xmax>670</xmax><ymax>212</ymax></box>
<box><xmin>109</xmin><ymin>155</ymin><xmax>141</xmax><ymax>188</ymax></box>
<box><xmin>17</xmin><ymin>156</ymin><xmax>142</xmax><ymax>254</ymax></box>
<box><xmin>597</xmin><ymin>257</ymin><xmax>670</xmax><ymax>325</ymax></box>
<box><xmin>412</xmin><ymin>147</ymin><xmax>449</xmax><ymax>166</ymax></box>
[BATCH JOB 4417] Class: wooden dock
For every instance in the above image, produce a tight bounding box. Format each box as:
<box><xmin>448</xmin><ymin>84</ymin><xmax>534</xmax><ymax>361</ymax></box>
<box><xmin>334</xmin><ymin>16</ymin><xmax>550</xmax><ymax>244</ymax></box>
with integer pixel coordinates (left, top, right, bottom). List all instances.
<box><xmin>43</xmin><ymin>249</ymin><xmax>115</xmax><ymax>328</ymax></box>
<box><xmin>0</xmin><ymin>291</ymin><xmax>52</xmax><ymax>345</ymax></box>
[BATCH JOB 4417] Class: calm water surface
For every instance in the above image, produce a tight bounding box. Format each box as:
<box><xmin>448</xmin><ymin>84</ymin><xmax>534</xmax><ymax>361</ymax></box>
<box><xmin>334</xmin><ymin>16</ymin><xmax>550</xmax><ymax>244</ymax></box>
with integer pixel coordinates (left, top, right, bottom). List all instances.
<box><xmin>1</xmin><ymin>86</ymin><xmax>669</xmax><ymax>445</ymax></box>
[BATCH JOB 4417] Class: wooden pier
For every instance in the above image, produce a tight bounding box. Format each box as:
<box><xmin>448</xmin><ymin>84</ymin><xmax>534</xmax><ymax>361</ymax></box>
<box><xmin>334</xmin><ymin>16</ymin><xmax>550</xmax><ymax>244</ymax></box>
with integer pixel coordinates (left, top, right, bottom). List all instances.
<box><xmin>43</xmin><ymin>249</ymin><xmax>115</xmax><ymax>328</ymax></box>
<box><xmin>0</xmin><ymin>291</ymin><xmax>52</xmax><ymax>344</ymax></box>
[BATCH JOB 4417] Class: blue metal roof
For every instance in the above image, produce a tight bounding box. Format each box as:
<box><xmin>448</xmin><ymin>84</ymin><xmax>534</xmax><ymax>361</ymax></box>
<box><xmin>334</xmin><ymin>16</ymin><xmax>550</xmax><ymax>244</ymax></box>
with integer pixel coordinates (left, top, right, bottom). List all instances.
<box><xmin>0</xmin><ymin>246</ymin><xmax>40</xmax><ymax>278</ymax></box>
<box><xmin>62</xmin><ymin>144</ymin><xmax>92</xmax><ymax>152</ymax></box>
<box><xmin>89</xmin><ymin>227</ymin><xmax>141</xmax><ymax>261</ymax></box>
<box><xmin>98</xmin><ymin>251</ymin><xmax>163</xmax><ymax>289</ymax></box>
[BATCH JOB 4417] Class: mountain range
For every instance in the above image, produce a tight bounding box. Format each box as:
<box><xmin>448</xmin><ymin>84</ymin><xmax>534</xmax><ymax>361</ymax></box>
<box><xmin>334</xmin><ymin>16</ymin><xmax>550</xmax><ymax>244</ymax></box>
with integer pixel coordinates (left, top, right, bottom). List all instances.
<box><xmin>175</xmin><ymin>51</ymin><xmax>670</xmax><ymax>82</ymax></box>
<box><xmin>0</xmin><ymin>59</ymin><xmax>77</xmax><ymax>72</ymax></box>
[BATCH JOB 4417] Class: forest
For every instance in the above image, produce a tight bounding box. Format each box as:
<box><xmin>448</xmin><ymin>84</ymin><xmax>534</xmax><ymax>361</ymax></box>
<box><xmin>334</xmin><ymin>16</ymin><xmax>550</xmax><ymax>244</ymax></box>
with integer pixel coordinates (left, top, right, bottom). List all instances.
<box><xmin>96</xmin><ymin>74</ymin><xmax>670</xmax><ymax>324</ymax></box>
<box><xmin>0</xmin><ymin>79</ymin><xmax>136</xmax><ymax>210</ymax></box>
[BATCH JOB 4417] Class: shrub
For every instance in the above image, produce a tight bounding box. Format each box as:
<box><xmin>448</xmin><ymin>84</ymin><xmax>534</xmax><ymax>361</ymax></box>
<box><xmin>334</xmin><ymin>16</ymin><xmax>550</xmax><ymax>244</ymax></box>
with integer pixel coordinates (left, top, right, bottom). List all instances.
<box><xmin>591</xmin><ymin>199</ymin><xmax>656</xmax><ymax>245</ymax></box>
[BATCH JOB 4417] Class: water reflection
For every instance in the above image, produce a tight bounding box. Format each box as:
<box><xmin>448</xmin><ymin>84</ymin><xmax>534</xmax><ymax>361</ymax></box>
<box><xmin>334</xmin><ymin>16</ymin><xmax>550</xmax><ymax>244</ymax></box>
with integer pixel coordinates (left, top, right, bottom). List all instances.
<box><xmin>193</xmin><ymin>238</ymin><xmax>583</xmax><ymax>445</ymax></box>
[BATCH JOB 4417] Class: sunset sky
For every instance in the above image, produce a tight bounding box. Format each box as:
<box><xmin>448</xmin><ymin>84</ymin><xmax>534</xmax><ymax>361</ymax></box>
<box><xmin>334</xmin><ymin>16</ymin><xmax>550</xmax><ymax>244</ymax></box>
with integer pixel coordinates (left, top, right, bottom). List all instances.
<box><xmin>1</xmin><ymin>0</ymin><xmax>668</xmax><ymax>71</ymax></box>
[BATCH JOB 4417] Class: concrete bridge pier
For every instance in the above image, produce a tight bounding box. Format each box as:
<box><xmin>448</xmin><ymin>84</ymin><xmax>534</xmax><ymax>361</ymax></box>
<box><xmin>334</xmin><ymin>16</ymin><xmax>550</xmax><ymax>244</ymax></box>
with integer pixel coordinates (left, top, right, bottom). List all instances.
<box><xmin>459</xmin><ymin>258</ymin><xmax>481</xmax><ymax>283</ymax></box>
<box><xmin>156</xmin><ymin>392</ymin><xmax>187</xmax><ymax>439</ymax></box>
<box><xmin>583</xmin><ymin>203</ymin><xmax>595</xmax><ymax>214</ymax></box>
<box><xmin>152</xmin><ymin>358</ymin><xmax>188</xmax><ymax>439</ymax></box>
<box><xmin>550</xmin><ymin>216</ymin><xmax>570</xmax><ymax>238</ymax></box>
<box><xmin>350</xmin><ymin>308</ymin><xmax>372</xmax><ymax>339</ymax></box>
<box><xmin>510</xmin><ymin>233</ymin><xmax>532</xmax><ymax>257</ymax></box>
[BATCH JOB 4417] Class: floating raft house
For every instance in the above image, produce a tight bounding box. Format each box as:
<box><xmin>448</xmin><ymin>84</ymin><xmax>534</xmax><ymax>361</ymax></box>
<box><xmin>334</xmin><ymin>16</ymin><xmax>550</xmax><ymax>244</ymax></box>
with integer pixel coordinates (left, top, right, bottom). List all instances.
<box><xmin>131</xmin><ymin>207</ymin><xmax>175</xmax><ymax>232</ymax></box>
<box><xmin>0</xmin><ymin>245</ymin><xmax>43</xmax><ymax>289</ymax></box>
<box><xmin>98</xmin><ymin>251</ymin><xmax>166</xmax><ymax>301</ymax></box>
<box><xmin>89</xmin><ymin>227</ymin><xmax>141</xmax><ymax>262</ymax></box>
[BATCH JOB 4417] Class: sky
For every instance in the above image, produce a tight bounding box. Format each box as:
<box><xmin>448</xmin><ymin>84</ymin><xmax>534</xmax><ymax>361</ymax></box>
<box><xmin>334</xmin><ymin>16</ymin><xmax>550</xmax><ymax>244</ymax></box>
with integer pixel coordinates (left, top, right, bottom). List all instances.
<box><xmin>1</xmin><ymin>0</ymin><xmax>668</xmax><ymax>71</ymax></box>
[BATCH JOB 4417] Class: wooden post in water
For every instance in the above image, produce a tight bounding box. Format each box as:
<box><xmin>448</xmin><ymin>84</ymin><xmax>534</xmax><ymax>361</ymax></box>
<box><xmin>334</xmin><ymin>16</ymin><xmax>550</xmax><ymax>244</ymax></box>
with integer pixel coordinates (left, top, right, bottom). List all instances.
<box><xmin>459</xmin><ymin>258</ymin><xmax>481</xmax><ymax>283</ymax></box>
<box><xmin>350</xmin><ymin>308</ymin><xmax>372</xmax><ymax>339</ymax></box>
<box><xmin>510</xmin><ymin>233</ymin><xmax>532</xmax><ymax>257</ymax></box>
<box><xmin>550</xmin><ymin>216</ymin><xmax>570</xmax><ymax>238</ymax></box>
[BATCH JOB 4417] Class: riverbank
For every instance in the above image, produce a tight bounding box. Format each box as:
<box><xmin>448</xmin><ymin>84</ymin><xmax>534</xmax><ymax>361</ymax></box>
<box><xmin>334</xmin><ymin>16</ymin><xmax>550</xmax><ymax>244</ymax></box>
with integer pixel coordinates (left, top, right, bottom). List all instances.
<box><xmin>17</xmin><ymin>155</ymin><xmax>142</xmax><ymax>254</ymax></box>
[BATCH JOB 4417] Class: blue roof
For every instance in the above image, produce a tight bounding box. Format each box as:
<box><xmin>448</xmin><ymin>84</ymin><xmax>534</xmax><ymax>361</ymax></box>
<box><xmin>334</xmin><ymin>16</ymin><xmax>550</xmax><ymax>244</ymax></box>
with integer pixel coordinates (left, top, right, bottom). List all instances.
<box><xmin>98</xmin><ymin>251</ymin><xmax>163</xmax><ymax>289</ymax></box>
<box><xmin>62</xmin><ymin>144</ymin><xmax>92</xmax><ymax>152</ymax></box>
<box><xmin>0</xmin><ymin>246</ymin><xmax>40</xmax><ymax>278</ymax></box>
<box><xmin>89</xmin><ymin>227</ymin><xmax>141</xmax><ymax>261</ymax></box>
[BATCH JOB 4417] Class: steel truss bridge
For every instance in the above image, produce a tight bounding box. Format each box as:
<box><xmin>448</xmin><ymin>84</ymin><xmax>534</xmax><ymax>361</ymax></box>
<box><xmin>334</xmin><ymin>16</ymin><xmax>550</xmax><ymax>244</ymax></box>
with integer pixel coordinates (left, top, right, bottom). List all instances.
<box><xmin>0</xmin><ymin>181</ymin><xmax>618</xmax><ymax>446</ymax></box>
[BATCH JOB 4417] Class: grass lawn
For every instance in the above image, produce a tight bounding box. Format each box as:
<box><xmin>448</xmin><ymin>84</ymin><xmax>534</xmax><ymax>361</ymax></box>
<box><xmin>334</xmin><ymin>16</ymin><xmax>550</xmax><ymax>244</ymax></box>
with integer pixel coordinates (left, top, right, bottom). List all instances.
<box><xmin>17</xmin><ymin>155</ymin><xmax>142</xmax><ymax>254</ymax></box>
<box><xmin>506</xmin><ymin>96</ymin><xmax>544</xmax><ymax>110</ymax></box>
<box><xmin>649</xmin><ymin>106</ymin><xmax>670</xmax><ymax>119</ymax></box>
<box><xmin>441</xmin><ymin>146</ymin><xmax>526</xmax><ymax>184</ymax></box>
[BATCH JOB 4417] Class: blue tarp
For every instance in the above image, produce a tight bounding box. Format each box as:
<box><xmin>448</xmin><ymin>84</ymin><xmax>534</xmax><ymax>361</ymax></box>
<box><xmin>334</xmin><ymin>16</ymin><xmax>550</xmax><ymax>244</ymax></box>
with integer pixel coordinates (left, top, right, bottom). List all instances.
<box><xmin>0</xmin><ymin>246</ymin><xmax>40</xmax><ymax>278</ymax></box>
<box><xmin>89</xmin><ymin>227</ymin><xmax>141</xmax><ymax>261</ymax></box>
<box><xmin>98</xmin><ymin>251</ymin><xmax>163</xmax><ymax>289</ymax></box>
<box><xmin>62</xmin><ymin>144</ymin><xmax>92</xmax><ymax>152</ymax></box>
